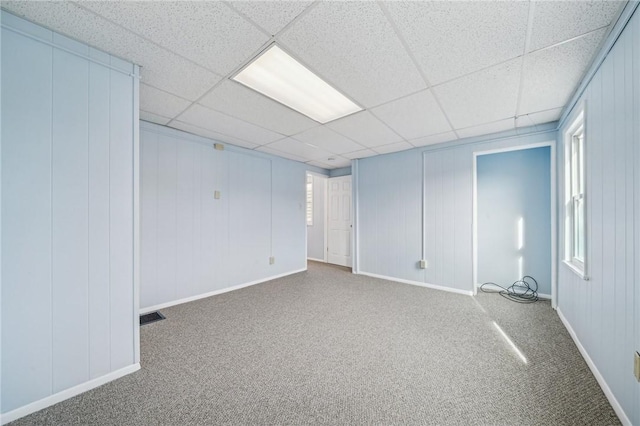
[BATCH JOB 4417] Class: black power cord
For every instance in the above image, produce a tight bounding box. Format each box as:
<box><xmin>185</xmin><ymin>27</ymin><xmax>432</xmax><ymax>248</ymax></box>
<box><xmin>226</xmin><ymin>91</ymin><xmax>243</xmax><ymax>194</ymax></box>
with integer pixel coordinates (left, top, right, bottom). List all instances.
<box><xmin>480</xmin><ymin>275</ymin><xmax>539</xmax><ymax>303</ymax></box>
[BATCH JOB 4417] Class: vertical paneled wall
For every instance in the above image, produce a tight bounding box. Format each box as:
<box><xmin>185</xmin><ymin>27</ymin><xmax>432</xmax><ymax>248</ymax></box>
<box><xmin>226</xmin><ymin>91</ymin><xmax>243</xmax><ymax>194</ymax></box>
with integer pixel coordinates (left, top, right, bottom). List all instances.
<box><xmin>557</xmin><ymin>7</ymin><xmax>639</xmax><ymax>424</ymax></box>
<box><xmin>356</xmin><ymin>130</ymin><xmax>555</xmax><ymax>294</ymax></box>
<box><xmin>140</xmin><ymin>123</ymin><xmax>309</xmax><ymax>311</ymax></box>
<box><xmin>1</xmin><ymin>13</ymin><xmax>138</xmax><ymax>415</ymax></box>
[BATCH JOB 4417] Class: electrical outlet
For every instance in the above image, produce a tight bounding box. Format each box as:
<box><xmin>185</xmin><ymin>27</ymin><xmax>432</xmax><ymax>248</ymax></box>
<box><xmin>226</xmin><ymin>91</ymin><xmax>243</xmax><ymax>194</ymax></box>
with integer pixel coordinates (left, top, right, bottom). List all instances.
<box><xmin>419</xmin><ymin>260</ymin><xmax>427</xmax><ymax>269</ymax></box>
<box><xmin>214</xmin><ymin>191</ymin><xmax>221</xmax><ymax>199</ymax></box>
<box><xmin>269</xmin><ymin>256</ymin><xmax>275</xmax><ymax>265</ymax></box>
<box><xmin>634</xmin><ymin>351</ymin><xmax>640</xmax><ymax>382</ymax></box>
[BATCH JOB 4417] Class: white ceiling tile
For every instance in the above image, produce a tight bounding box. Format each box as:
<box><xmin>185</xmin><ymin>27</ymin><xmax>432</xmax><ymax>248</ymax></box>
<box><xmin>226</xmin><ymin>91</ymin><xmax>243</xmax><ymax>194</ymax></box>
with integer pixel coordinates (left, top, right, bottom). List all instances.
<box><xmin>410</xmin><ymin>131</ymin><xmax>458</xmax><ymax>148</ymax></box>
<box><xmin>170</xmin><ymin>120</ymin><xmax>259</xmax><ymax>150</ymax></box>
<box><xmin>371</xmin><ymin>90</ymin><xmax>452</xmax><ymax>140</ymax></box>
<box><xmin>178</xmin><ymin>104</ymin><xmax>283</xmax><ymax>145</ymax></box>
<box><xmin>520</xmin><ymin>30</ymin><xmax>606</xmax><ymax>114</ymax></box>
<box><xmin>327</xmin><ymin>111</ymin><xmax>402</xmax><ymax>148</ymax></box>
<box><xmin>342</xmin><ymin>149</ymin><xmax>378</xmax><ymax>160</ymax></box>
<box><xmin>529</xmin><ymin>1</ymin><xmax>623</xmax><ymax>52</ymax></box>
<box><xmin>229</xmin><ymin>1</ymin><xmax>314</xmax><ymax>36</ymax></box>
<box><xmin>306</xmin><ymin>160</ymin><xmax>335</xmax><ymax>170</ymax></box>
<box><xmin>278</xmin><ymin>1</ymin><xmax>426</xmax><ymax>107</ymax></box>
<box><xmin>384</xmin><ymin>1</ymin><xmax>529</xmax><ymax>85</ymax></box>
<box><xmin>2</xmin><ymin>1</ymin><xmax>221</xmax><ymax>101</ymax></box>
<box><xmin>324</xmin><ymin>157</ymin><xmax>352</xmax><ymax>168</ymax></box>
<box><xmin>140</xmin><ymin>111</ymin><xmax>171</xmax><ymax>126</ymax></box>
<box><xmin>263</xmin><ymin>137</ymin><xmax>334</xmax><ymax>161</ymax></box>
<box><xmin>292</xmin><ymin>126</ymin><xmax>364</xmax><ymax>155</ymax></box>
<box><xmin>456</xmin><ymin>118</ymin><xmax>515</xmax><ymax>140</ymax></box>
<box><xmin>256</xmin><ymin>145</ymin><xmax>308</xmax><ymax>163</ymax></box>
<box><xmin>434</xmin><ymin>58</ymin><xmax>521</xmax><ymax>129</ymax></box>
<box><xmin>199</xmin><ymin>80</ymin><xmax>318</xmax><ymax>136</ymax></box>
<box><xmin>78</xmin><ymin>1</ymin><xmax>269</xmax><ymax>76</ymax></box>
<box><xmin>373</xmin><ymin>141</ymin><xmax>414</xmax><ymax>155</ymax></box>
<box><xmin>140</xmin><ymin>84</ymin><xmax>190</xmax><ymax>119</ymax></box>
<box><xmin>516</xmin><ymin>108</ymin><xmax>564</xmax><ymax>128</ymax></box>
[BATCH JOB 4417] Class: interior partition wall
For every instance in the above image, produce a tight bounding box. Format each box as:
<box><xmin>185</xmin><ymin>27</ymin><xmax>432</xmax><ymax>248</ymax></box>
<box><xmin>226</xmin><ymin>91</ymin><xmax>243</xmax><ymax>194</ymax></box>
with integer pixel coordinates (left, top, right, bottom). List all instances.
<box><xmin>1</xmin><ymin>12</ymin><xmax>140</xmax><ymax>423</ymax></box>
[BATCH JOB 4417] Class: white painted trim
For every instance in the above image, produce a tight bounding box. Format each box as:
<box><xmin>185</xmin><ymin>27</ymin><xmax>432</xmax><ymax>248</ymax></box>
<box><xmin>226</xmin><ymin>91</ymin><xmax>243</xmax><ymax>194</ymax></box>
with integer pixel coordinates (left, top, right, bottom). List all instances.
<box><xmin>323</xmin><ymin>175</ymin><xmax>328</xmax><ymax>263</ymax></box>
<box><xmin>307</xmin><ymin>257</ymin><xmax>326</xmax><ymax>263</ymax></box>
<box><xmin>132</xmin><ymin>64</ymin><xmax>141</xmax><ymax>365</ymax></box>
<box><xmin>139</xmin><ymin>268</ymin><xmax>306</xmax><ymax>314</ymax></box>
<box><xmin>357</xmin><ymin>271</ymin><xmax>473</xmax><ymax>297</ymax></box>
<box><xmin>471</xmin><ymin>141</ymin><xmax>558</xmax><ymax>307</ymax></box>
<box><xmin>557</xmin><ymin>309</ymin><xmax>631</xmax><ymax>426</ymax></box>
<box><xmin>1</xmin><ymin>363</ymin><xmax>141</xmax><ymax>425</ymax></box>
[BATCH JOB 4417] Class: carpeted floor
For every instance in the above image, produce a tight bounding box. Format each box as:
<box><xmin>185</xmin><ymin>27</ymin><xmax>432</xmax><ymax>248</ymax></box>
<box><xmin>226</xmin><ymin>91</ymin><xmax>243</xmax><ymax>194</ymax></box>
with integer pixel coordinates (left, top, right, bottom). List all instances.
<box><xmin>12</xmin><ymin>261</ymin><xmax>619</xmax><ymax>425</ymax></box>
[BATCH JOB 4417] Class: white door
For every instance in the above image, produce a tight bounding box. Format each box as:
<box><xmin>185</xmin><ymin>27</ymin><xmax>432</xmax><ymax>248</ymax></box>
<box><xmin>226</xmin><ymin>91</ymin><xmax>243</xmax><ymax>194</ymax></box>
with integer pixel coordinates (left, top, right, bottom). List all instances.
<box><xmin>327</xmin><ymin>176</ymin><xmax>352</xmax><ymax>267</ymax></box>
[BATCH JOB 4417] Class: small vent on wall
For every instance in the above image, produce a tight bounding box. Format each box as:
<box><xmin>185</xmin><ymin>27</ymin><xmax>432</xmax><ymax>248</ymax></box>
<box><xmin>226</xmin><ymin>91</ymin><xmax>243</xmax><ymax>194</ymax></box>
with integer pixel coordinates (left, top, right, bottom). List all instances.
<box><xmin>140</xmin><ymin>311</ymin><xmax>165</xmax><ymax>326</ymax></box>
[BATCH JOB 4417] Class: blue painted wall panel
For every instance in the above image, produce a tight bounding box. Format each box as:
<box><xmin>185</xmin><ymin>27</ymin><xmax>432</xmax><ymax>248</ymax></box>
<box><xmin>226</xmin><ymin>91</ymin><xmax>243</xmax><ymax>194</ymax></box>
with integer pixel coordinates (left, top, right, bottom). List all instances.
<box><xmin>558</xmin><ymin>7</ymin><xmax>639</xmax><ymax>424</ymax></box>
<box><xmin>139</xmin><ymin>122</ymin><xmax>308</xmax><ymax>310</ymax></box>
<box><xmin>1</xmin><ymin>12</ymin><xmax>137</xmax><ymax>416</ymax></box>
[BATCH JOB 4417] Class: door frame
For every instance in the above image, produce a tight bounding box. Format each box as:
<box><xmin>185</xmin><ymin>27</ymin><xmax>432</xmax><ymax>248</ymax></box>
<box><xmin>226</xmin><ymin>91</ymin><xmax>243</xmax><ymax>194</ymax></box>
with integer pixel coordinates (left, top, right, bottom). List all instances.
<box><xmin>306</xmin><ymin>171</ymin><xmax>328</xmax><ymax>263</ymax></box>
<box><xmin>472</xmin><ymin>141</ymin><xmax>557</xmax><ymax>308</ymax></box>
<box><xmin>326</xmin><ymin>174</ymin><xmax>353</xmax><ymax>267</ymax></box>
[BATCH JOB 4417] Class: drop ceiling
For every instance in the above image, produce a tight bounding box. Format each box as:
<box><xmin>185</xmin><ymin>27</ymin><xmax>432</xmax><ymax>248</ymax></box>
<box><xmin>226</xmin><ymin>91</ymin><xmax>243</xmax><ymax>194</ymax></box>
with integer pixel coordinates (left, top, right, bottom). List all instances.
<box><xmin>2</xmin><ymin>0</ymin><xmax>625</xmax><ymax>169</ymax></box>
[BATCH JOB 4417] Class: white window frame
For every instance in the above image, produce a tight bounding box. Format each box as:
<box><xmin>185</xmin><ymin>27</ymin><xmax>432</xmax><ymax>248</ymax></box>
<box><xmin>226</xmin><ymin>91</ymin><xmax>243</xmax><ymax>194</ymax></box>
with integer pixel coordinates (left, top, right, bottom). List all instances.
<box><xmin>306</xmin><ymin>173</ymin><xmax>313</xmax><ymax>226</ymax></box>
<box><xmin>563</xmin><ymin>108</ymin><xmax>588</xmax><ymax>280</ymax></box>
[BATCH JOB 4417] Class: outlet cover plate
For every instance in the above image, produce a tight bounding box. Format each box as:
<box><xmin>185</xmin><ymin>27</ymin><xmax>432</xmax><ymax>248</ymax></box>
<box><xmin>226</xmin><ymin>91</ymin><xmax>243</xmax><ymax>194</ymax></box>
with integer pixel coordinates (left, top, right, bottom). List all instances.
<box><xmin>634</xmin><ymin>351</ymin><xmax>640</xmax><ymax>382</ymax></box>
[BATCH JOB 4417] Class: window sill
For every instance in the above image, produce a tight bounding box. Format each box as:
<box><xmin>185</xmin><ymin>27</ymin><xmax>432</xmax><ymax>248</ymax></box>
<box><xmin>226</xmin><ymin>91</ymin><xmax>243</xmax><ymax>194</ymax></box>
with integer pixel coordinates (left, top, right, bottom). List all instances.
<box><xmin>563</xmin><ymin>260</ymin><xmax>589</xmax><ymax>281</ymax></box>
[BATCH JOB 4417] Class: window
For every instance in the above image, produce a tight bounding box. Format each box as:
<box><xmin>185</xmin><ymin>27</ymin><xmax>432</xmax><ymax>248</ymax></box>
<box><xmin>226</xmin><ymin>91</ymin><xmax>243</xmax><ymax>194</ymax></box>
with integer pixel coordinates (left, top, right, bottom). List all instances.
<box><xmin>564</xmin><ymin>110</ymin><xmax>586</xmax><ymax>277</ymax></box>
<box><xmin>306</xmin><ymin>174</ymin><xmax>313</xmax><ymax>226</ymax></box>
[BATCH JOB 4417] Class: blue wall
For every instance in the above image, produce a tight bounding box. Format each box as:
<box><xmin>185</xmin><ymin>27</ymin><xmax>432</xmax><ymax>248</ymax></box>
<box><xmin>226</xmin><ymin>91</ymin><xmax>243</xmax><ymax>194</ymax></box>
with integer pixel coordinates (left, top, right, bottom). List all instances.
<box><xmin>477</xmin><ymin>147</ymin><xmax>551</xmax><ymax>294</ymax></box>
<box><xmin>140</xmin><ymin>122</ymin><xmax>322</xmax><ymax>311</ymax></box>
<box><xmin>1</xmin><ymin>12</ymin><xmax>139</xmax><ymax>419</ymax></box>
<box><xmin>556</xmin><ymin>5</ymin><xmax>639</xmax><ymax>424</ymax></box>
<box><xmin>355</xmin><ymin>127</ymin><xmax>556</xmax><ymax>295</ymax></box>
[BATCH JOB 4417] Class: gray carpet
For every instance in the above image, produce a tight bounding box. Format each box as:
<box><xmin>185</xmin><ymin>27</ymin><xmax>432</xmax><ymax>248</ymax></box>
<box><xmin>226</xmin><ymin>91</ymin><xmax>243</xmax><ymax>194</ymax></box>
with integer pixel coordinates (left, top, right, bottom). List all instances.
<box><xmin>11</xmin><ymin>261</ymin><xmax>619</xmax><ymax>425</ymax></box>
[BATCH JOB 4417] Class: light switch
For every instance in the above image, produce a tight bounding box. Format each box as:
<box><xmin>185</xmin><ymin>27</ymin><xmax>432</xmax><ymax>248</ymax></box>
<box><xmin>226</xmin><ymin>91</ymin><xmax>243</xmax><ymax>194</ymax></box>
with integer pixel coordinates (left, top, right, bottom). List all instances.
<box><xmin>214</xmin><ymin>191</ymin><xmax>221</xmax><ymax>199</ymax></box>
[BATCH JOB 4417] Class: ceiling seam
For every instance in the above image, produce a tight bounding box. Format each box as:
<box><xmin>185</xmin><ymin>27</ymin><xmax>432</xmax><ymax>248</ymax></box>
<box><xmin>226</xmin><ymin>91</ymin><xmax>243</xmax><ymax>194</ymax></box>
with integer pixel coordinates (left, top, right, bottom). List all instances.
<box><xmin>376</xmin><ymin>1</ymin><xmax>460</xmax><ymax>140</ymax></box>
<box><xmin>515</xmin><ymin>0</ymin><xmax>536</xmax><ymax>120</ymax></box>
<box><xmin>70</xmin><ymin>1</ymin><xmax>226</xmax><ymax>77</ymax></box>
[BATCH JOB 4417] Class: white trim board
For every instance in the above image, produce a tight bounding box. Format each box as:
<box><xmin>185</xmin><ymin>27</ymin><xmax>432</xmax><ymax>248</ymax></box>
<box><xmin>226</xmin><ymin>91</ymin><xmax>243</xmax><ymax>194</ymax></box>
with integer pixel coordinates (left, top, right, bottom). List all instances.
<box><xmin>307</xmin><ymin>257</ymin><xmax>326</xmax><ymax>263</ymax></box>
<box><xmin>556</xmin><ymin>309</ymin><xmax>631</xmax><ymax>426</ymax></box>
<box><xmin>1</xmin><ymin>364</ymin><xmax>141</xmax><ymax>425</ymax></box>
<box><xmin>139</xmin><ymin>268</ymin><xmax>306</xmax><ymax>315</ymax></box>
<box><xmin>357</xmin><ymin>271</ymin><xmax>473</xmax><ymax>297</ymax></box>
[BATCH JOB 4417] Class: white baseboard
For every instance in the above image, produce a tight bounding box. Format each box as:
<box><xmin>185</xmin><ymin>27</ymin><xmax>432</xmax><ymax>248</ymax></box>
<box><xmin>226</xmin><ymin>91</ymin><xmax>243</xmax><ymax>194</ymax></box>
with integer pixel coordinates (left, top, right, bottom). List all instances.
<box><xmin>140</xmin><ymin>268</ymin><xmax>307</xmax><ymax>314</ymax></box>
<box><xmin>557</xmin><ymin>308</ymin><xmax>631</xmax><ymax>426</ymax></box>
<box><xmin>307</xmin><ymin>257</ymin><xmax>325</xmax><ymax>263</ymax></box>
<box><xmin>1</xmin><ymin>363</ymin><xmax>140</xmax><ymax>425</ymax></box>
<box><xmin>357</xmin><ymin>271</ymin><xmax>473</xmax><ymax>296</ymax></box>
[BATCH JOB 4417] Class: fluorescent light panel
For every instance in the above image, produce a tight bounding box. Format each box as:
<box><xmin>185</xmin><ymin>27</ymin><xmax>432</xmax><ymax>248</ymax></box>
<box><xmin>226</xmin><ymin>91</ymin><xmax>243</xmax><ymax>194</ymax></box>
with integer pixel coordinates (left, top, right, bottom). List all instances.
<box><xmin>232</xmin><ymin>45</ymin><xmax>362</xmax><ymax>124</ymax></box>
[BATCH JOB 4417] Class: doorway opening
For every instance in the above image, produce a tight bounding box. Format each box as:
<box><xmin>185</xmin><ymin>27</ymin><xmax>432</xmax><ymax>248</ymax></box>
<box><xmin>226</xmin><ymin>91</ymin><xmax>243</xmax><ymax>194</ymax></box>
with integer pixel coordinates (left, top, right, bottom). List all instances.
<box><xmin>472</xmin><ymin>142</ymin><xmax>557</xmax><ymax>308</ymax></box>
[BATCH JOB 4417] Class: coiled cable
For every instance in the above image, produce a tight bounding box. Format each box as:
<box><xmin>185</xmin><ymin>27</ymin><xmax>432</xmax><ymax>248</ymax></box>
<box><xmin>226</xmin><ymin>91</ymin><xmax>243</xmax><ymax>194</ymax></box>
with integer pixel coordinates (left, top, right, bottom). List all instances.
<box><xmin>480</xmin><ymin>275</ymin><xmax>539</xmax><ymax>303</ymax></box>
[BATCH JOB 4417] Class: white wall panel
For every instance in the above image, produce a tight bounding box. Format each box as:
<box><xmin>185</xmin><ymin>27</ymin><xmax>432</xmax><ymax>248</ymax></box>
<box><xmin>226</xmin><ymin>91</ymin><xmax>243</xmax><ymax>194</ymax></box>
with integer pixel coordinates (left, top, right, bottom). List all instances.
<box><xmin>1</xmin><ymin>25</ymin><xmax>53</xmax><ymax>412</ymax></box>
<box><xmin>109</xmin><ymin>69</ymin><xmax>135</xmax><ymax>372</ymax></box>
<box><xmin>140</xmin><ymin>123</ymin><xmax>309</xmax><ymax>311</ymax></box>
<box><xmin>557</xmin><ymin>8</ymin><xmax>639</xmax><ymax>424</ymax></box>
<box><xmin>88</xmin><ymin>60</ymin><xmax>112</xmax><ymax>379</ymax></box>
<box><xmin>1</xmin><ymin>11</ymin><xmax>138</xmax><ymax>418</ymax></box>
<box><xmin>51</xmin><ymin>46</ymin><xmax>90</xmax><ymax>393</ymax></box>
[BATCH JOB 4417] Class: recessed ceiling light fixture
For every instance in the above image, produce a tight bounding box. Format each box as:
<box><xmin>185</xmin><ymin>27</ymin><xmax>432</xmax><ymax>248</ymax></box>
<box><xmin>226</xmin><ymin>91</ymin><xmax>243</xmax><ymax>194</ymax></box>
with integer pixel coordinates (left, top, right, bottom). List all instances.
<box><xmin>232</xmin><ymin>45</ymin><xmax>362</xmax><ymax>124</ymax></box>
